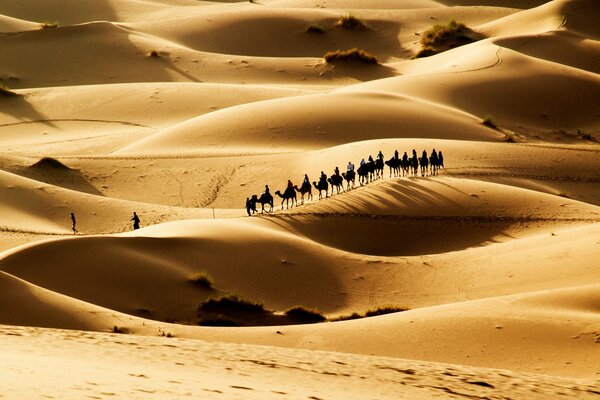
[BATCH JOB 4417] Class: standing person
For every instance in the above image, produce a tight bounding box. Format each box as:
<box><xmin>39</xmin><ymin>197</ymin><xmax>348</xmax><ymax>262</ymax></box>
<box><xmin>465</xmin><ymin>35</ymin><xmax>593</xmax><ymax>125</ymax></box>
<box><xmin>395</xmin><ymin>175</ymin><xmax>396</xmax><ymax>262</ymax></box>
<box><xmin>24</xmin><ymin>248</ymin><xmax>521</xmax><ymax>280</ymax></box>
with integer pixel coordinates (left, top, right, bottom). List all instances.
<box><xmin>438</xmin><ymin>151</ymin><xmax>444</xmax><ymax>168</ymax></box>
<box><xmin>70</xmin><ymin>212</ymin><xmax>78</xmax><ymax>234</ymax></box>
<box><xmin>246</xmin><ymin>197</ymin><xmax>252</xmax><ymax>216</ymax></box>
<box><xmin>131</xmin><ymin>212</ymin><xmax>140</xmax><ymax>230</ymax></box>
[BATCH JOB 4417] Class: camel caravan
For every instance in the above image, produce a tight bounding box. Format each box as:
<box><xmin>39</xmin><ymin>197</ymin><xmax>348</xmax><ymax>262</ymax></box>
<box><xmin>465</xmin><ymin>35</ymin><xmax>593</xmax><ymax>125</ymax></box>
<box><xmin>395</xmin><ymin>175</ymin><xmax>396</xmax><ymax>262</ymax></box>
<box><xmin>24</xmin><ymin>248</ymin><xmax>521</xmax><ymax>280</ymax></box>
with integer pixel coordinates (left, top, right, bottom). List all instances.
<box><xmin>246</xmin><ymin>148</ymin><xmax>444</xmax><ymax>215</ymax></box>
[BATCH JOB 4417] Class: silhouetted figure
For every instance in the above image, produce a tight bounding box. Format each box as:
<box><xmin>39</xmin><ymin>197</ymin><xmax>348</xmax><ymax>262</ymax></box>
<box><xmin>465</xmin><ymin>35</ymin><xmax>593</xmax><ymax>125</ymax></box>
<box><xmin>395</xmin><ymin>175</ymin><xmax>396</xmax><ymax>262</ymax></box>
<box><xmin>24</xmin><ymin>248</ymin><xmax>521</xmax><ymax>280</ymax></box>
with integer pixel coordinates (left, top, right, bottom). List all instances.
<box><xmin>319</xmin><ymin>171</ymin><xmax>327</xmax><ymax>185</ymax></box>
<box><xmin>246</xmin><ymin>197</ymin><xmax>252</xmax><ymax>216</ymax></box>
<box><xmin>377</xmin><ymin>150</ymin><xmax>384</xmax><ymax>161</ymax></box>
<box><xmin>438</xmin><ymin>151</ymin><xmax>444</xmax><ymax>168</ymax></box>
<box><xmin>334</xmin><ymin>166</ymin><xmax>340</xmax><ymax>176</ymax></box>
<box><xmin>402</xmin><ymin>152</ymin><xmax>408</xmax><ymax>163</ymax></box>
<box><xmin>368</xmin><ymin>155</ymin><xmax>374</xmax><ymax>163</ymax></box>
<box><xmin>287</xmin><ymin>179</ymin><xmax>293</xmax><ymax>190</ymax></box>
<box><xmin>347</xmin><ymin>161</ymin><xmax>354</xmax><ymax>172</ymax></box>
<box><xmin>394</xmin><ymin>149</ymin><xmax>399</xmax><ymax>160</ymax></box>
<box><xmin>360</xmin><ymin>158</ymin><xmax>366</xmax><ymax>167</ymax></box>
<box><xmin>131</xmin><ymin>212</ymin><xmax>140</xmax><ymax>230</ymax></box>
<box><xmin>264</xmin><ymin>185</ymin><xmax>270</xmax><ymax>195</ymax></box>
<box><xmin>303</xmin><ymin>174</ymin><xmax>310</xmax><ymax>187</ymax></box>
<box><xmin>70</xmin><ymin>212</ymin><xmax>78</xmax><ymax>234</ymax></box>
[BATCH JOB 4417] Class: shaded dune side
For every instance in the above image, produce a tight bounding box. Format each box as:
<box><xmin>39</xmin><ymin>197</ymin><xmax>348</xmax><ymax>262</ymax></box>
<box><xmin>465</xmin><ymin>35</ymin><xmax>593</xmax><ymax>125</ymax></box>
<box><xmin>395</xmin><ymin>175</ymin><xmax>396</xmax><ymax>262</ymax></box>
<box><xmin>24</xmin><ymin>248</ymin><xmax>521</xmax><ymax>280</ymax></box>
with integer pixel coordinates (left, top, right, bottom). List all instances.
<box><xmin>267</xmin><ymin>178</ymin><xmax>600</xmax><ymax>255</ymax></box>
<box><xmin>116</xmin><ymin>92</ymin><xmax>500</xmax><ymax>154</ymax></box>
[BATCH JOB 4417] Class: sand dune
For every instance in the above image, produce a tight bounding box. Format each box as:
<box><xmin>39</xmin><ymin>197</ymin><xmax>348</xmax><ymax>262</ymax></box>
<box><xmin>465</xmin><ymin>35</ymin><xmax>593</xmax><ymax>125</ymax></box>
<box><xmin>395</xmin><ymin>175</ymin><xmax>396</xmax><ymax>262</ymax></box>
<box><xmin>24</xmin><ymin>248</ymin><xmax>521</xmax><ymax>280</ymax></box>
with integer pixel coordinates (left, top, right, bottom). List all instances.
<box><xmin>1</xmin><ymin>0</ymin><xmax>599</xmax><ymax>396</ymax></box>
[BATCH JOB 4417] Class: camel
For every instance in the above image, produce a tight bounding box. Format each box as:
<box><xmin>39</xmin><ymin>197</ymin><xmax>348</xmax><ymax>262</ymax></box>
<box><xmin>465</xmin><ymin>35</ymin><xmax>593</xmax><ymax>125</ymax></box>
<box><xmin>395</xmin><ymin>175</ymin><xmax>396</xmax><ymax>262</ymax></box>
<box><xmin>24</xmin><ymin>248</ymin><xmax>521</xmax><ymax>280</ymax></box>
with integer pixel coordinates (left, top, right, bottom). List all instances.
<box><xmin>328</xmin><ymin>174</ymin><xmax>344</xmax><ymax>195</ymax></box>
<box><xmin>342</xmin><ymin>170</ymin><xmax>355</xmax><ymax>190</ymax></box>
<box><xmin>429</xmin><ymin>152</ymin><xmax>439</xmax><ymax>176</ymax></box>
<box><xmin>357</xmin><ymin>163</ymin><xmax>369</xmax><ymax>185</ymax></box>
<box><xmin>294</xmin><ymin>181</ymin><xmax>312</xmax><ymax>204</ymax></box>
<box><xmin>420</xmin><ymin>153</ymin><xmax>429</xmax><ymax>177</ymax></box>
<box><xmin>255</xmin><ymin>192</ymin><xmax>273</xmax><ymax>213</ymax></box>
<box><xmin>410</xmin><ymin>155</ymin><xmax>419</xmax><ymax>177</ymax></box>
<box><xmin>385</xmin><ymin>157</ymin><xmax>401</xmax><ymax>177</ymax></box>
<box><xmin>275</xmin><ymin>187</ymin><xmax>297</xmax><ymax>209</ymax></box>
<box><xmin>374</xmin><ymin>158</ymin><xmax>384</xmax><ymax>179</ymax></box>
<box><xmin>312</xmin><ymin>179</ymin><xmax>329</xmax><ymax>199</ymax></box>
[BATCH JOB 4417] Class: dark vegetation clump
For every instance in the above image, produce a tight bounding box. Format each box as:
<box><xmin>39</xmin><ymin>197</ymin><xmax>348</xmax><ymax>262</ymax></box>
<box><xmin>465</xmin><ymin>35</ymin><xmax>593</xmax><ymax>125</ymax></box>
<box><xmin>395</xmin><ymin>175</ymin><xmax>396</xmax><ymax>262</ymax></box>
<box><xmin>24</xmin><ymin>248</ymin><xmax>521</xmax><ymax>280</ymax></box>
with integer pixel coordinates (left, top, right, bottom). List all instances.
<box><xmin>336</xmin><ymin>14</ymin><xmax>368</xmax><ymax>31</ymax></box>
<box><xmin>416</xmin><ymin>20</ymin><xmax>480</xmax><ymax>58</ymax></box>
<box><xmin>199</xmin><ymin>295</ymin><xmax>267</xmax><ymax>315</ymax></box>
<box><xmin>331</xmin><ymin>306</ymin><xmax>409</xmax><ymax>321</ymax></box>
<box><xmin>324</xmin><ymin>48</ymin><xmax>378</xmax><ymax>64</ymax></box>
<box><xmin>306</xmin><ymin>24</ymin><xmax>325</xmax><ymax>34</ymax></box>
<box><xmin>0</xmin><ymin>85</ymin><xmax>18</xmax><ymax>97</ymax></box>
<box><xmin>112</xmin><ymin>326</ymin><xmax>128</xmax><ymax>334</ymax></box>
<box><xmin>187</xmin><ymin>272</ymin><xmax>213</xmax><ymax>289</ymax></box>
<box><xmin>148</xmin><ymin>50</ymin><xmax>160</xmax><ymax>58</ymax></box>
<box><xmin>285</xmin><ymin>306</ymin><xmax>326</xmax><ymax>323</ymax></box>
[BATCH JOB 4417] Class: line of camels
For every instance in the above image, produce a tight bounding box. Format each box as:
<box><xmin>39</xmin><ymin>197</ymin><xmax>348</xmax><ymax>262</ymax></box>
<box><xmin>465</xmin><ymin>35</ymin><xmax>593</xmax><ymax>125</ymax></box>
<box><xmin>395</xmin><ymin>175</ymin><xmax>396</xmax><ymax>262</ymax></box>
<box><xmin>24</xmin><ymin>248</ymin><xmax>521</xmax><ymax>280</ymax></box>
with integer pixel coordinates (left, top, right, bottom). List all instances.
<box><xmin>247</xmin><ymin>149</ymin><xmax>444</xmax><ymax>214</ymax></box>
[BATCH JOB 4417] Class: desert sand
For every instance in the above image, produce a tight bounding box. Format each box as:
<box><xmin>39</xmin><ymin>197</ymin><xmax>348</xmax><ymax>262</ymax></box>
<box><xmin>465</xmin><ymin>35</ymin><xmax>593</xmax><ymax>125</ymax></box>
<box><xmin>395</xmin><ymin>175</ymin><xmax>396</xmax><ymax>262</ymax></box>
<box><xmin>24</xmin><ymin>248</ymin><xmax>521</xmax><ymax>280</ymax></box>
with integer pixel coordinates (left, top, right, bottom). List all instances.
<box><xmin>1</xmin><ymin>0</ymin><xmax>599</xmax><ymax>398</ymax></box>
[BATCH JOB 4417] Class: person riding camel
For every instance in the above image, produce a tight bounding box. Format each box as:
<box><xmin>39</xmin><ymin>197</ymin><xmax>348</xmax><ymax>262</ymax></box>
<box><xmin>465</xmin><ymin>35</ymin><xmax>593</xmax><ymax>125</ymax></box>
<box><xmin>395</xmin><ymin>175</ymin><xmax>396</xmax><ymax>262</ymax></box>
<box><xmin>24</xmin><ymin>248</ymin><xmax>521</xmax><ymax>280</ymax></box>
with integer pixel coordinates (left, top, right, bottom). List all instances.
<box><xmin>402</xmin><ymin>152</ymin><xmax>408</xmax><ymax>162</ymax></box>
<box><xmin>360</xmin><ymin>158</ymin><xmax>366</xmax><ymax>167</ymax></box>
<box><xmin>334</xmin><ymin>166</ymin><xmax>340</xmax><ymax>176</ymax></box>
<box><xmin>377</xmin><ymin>150</ymin><xmax>384</xmax><ymax>161</ymax></box>
<box><xmin>303</xmin><ymin>174</ymin><xmax>310</xmax><ymax>187</ymax></box>
<box><xmin>287</xmin><ymin>179</ymin><xmax>293</xmax><ymax>190</ymax></box>
<box><xmin>368</xmin><ymin>155</ymin><xmax>374</xmax><ymax>163</ymax></box>
<box><xmin>347</xmin><ymin>161</ymin><xmax>354</xmax><ymax>172</ymax></box>
<box><xmin>320</xmin><ymin>171</ymin><xmax>327</xmax><ymax>184</ymax></box>
<box><xmin>264</xmin><ymin>185</ymin><xmax>270</xmax><ymax>195</ymax></box>
<box><xmin>394</xmin><ymin>149</ymin><xmax>399</xmax><ymax>160</ymax></box>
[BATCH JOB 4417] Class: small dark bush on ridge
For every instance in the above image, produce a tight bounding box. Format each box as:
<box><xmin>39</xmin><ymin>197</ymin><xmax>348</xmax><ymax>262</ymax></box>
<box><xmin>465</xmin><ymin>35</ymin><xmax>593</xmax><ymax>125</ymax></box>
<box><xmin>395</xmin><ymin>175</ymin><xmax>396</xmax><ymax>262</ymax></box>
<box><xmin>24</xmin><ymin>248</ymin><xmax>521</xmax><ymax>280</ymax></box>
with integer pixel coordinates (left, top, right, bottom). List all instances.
<box><xmin>198</xmin><ymin>316</ymin><xmax>241</xmax><ymax>327</ymax></box>
<box><xmin>482</xmin><ymin>115</ymin><xmax>499</xmax><ymax>130</ymax></box>
<box><xmin>187</xmin><ymin>272</ymin><xmax>213</xmax><ymax>289</ymax></box>
<box><xmin>41</xmin><ymin>22</ymin><xmax>59</xmax><ymax>29</ymax></box>
<box><xmin>306</xmin><ymin>24</ymin><xmax>325</xmax><ymax>34</ymax></box>
<box><xmin>331</xmin><ymin>306</ymin><xmax>409</xmax><ymax>321</ymax></box>
<box><xmin>199</xmin><ymin>295</ymin><xmax>267</xmax><ymax>315</ymax></box>
<box><xmin>0</xmin><ymin>86</ymin><xmax>17</xmax><ymax>97</ymax></box>
<box><xmin>285</xmin><ymin>306</ymin><xmax>326</xmax><ymax>323</ymax></box>
<box><xmin>324</xmin><ymin>48</ymin><xmax>378</xmax><ymax>64</ymax></box>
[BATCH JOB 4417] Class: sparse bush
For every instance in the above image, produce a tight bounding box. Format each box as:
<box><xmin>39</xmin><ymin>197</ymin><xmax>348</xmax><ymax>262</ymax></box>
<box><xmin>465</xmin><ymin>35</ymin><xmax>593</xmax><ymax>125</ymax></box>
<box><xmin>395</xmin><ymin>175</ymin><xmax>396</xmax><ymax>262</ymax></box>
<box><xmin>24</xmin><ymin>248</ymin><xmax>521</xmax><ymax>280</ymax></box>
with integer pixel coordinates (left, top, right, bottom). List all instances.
<box><xmin>336</xmin><ymin>14</ymin><xmax>368</xmax><ymax>30</ymax></box>
<box><xmin>40</xmin><ymin>22</ymin><xmax>59</xmax><ymax>29</ymax></box>
<box><xmin>577</xmin><ymin>130</ymin><xmax>594</xmax><ymax>141</ymax></box>
<box><xmin>187</xmin><ymin>271</ymin><xmax>213</xmax><ymax>289</ymax></box>
<box><xmin>416</xmin><ymin>20</ymin><xmax>479</xmax><ymax>58</ymax></box>
<box><xmin>324</xmin><ymin>48</ymin><xmax>378</xmax><ymax>64</ymax></box>
<box><xmin>285</xmin><ymin>306</ymin><xmax>326</xmax><ymax>323</ymax></box>
<box><xmin>306</xmin><ymin>24</ymin><xmax>325</xmax><ymax>34</ymax></box>
<box><xmin>0</xmin><ymin>85</ymin><xmax>17</xmax><ymax>97</ymax></box>
<box><xmin>503</xmin><ymin>133</ymin><xmax>516</xmax><ymax>143</ymax></box>
<box><xmin>364</xmin><ymin>306</ymin><xmax>409</xmax><ymax>317</ymax></box>
<box><xmin>148</xmin><ymin>50</ymin><xmax>160</xmax><ymax>58</ymax></box>
<box><xmin>331</xmin><ymin>306</ymin><xmax>409</xmax><ymax>321</ymax></box>
<box><xmin>482</xmin><ymin>115</ymin><xmax>499</xmax><ymax>130</ymax></box>
<box><xmin>199</xmin><ymin>295</ymin><xmax>267</xmax><ymax>315</ymax></box>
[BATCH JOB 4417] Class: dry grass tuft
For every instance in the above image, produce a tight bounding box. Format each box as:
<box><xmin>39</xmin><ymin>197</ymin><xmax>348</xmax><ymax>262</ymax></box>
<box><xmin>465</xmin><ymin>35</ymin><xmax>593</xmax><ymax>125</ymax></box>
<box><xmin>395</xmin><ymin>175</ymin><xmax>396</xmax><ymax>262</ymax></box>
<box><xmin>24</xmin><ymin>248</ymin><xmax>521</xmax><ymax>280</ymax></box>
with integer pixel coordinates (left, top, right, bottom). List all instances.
<box><xmin>40</xmin><ymin>22</ymin><xmax>59</xmax><ymax>29</ymax></box>
<box><xmin>331</xmin><ymin>306</ymin><xmax>409</xmax><ymax>321</ymax></box>
<box><xmin>0</xmin><ymin>85</ymin><xmax>18</xmax><ymax>97</ymax></box>
<box><xmin>482</xmin><ymin>115</ymin><xmax>499</xmax><ymax>130</ymax></box>
<box><xmin>285</xmin><ymin>306</ymin><xmax>326</xmax><ymax>323</ymax></box>
<box><xmin>336</xmin><ymin>15</ymin><xmax>368</xmax><ymax>31</ymax></box>
<box><xmin>324</xmin><ymin>48</ymin><xmax>378</xmax><ymax>64</ymax></box>
<box><xmin>148</xmin><ymin>50</ymin><xmax>160</xmax><ymax>58</ymax></box>
<box><xmin>416</xmin><ymin>20</ymin><xmax>479</xmax><ymax>58</ymax></box>
<box><xmin>306</xmin><ymin>24</ymin><xmax>325</xmax><ymax>34</ymax></box>
<box><xmin>187</xmin><ymin>271</ymin><xmax>213</xmax><ymax>289</ymax></box>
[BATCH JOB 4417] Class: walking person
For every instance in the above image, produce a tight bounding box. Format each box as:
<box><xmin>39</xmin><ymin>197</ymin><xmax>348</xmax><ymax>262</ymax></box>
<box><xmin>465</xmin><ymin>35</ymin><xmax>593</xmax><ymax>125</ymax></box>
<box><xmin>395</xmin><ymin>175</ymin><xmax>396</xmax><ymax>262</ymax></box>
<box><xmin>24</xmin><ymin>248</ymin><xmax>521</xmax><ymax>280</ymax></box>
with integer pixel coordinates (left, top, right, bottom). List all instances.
<box><xmin>70</xmin><ymin>212</ymin><xmax>78</xmax><ymax>234</ymax></box>
<box><xmin>131</xmin><ymin>212</ymin><xmax>140</xmax><ymax>230</ymax></box>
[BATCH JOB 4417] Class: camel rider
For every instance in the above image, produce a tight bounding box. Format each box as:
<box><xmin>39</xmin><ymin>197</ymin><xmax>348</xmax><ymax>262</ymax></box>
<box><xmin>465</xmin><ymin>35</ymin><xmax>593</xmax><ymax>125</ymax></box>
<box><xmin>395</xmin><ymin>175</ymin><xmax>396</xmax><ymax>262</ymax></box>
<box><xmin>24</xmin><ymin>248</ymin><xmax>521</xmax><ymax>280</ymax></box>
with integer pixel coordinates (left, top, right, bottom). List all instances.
<box><xmin>438</xmin><ymin>151</ymin><xmax>444</xmax><ymax>168</ymax></box>
<box><xmin>412</xmin><ymin>149</ymin><xmax>417</xmax><ymax>157</ymax></box>
<box><xmin>431</xmin><ymin>149</ymin><xmax>438</xmax><ymax>160</ymax></box>
<box><xmin>287</xmin><ymin>180</ymin><xmax>293</xmax><ymax>190</ymax></box>
<box><xmin>394</xmin><ymin>149</ymin><xmax>399</xmax><ymax>160</ymax></box>
<box><xmin>303</xmin><ymin>174</ymin><xmax>310</xmax><ymax>187</ymax></box>
<box><xmin>334</xmin><ymin>166</ymin><xmax>340</xmax><ymax>176</ymax></box>
<box><xmin>368</xmin><ymin>155</ymin><xmax>374</xmax><ymax>163</ymax></box>
<box><xmin>360</xmin><ymin>158</ymin><xmax>366</xmax><ymax>167</ymax></box>
<box><xmin>320</xmin><ymin>171</ymin><xmax>327</xmax><ymax>184</ymax></box>
<box><xmin>264</xmin><ymin>185</ymin><xmax>270</xmax><ymax>195</ymax></box>
<box><xmin>347</xmin><ymin>161</ymin><xmax>354</xmax><ymax>172</ymax></box>
<box><xmin>377</xmin><ymin>150</ymin><xmax>384</xmax><ymax>161</ymax></box>
<box><xmin>402</xmin><ymin>152</ymin><xmax>408</xmax><ymax>162</ymax></box>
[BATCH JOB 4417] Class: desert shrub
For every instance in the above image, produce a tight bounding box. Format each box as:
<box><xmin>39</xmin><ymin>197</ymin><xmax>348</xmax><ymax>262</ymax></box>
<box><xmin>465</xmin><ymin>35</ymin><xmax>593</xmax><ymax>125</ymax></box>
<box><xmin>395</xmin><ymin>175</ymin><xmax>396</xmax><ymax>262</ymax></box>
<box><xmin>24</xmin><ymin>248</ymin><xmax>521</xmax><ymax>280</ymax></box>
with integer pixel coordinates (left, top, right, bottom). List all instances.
<box><xmin>41</xmin><ymin>22</ymin><xmax>59</xmax><ymax>29</ymax></box>
<box><xmin>0</xmin><ymin>85</ymin><xmax>17</xmax><ymax>97</ymax></box>
<box><xmin>187</xmin><ymin>271</ymin><xmax>213</xmax><ymax>289</ymax></box>
<box><xmin>148</xmin><ymin>50</ymin><xmax>160</xmax><ymax>58</ymax></box>
<box><xmin>199</xmin><ymin>295</ymin><xmax>267</xmax><ymax>315</ymax></box>
<box><xmin>285</xmin><ymin>306</ymin><xmax>326</xmax><ymax>323</ymax></box>
<box><xmin>364</xmin><ymin>306</ymin><xmax>409</xmax><ymax>317</ymax></box>
<box><xmin>482</xmin><ymin>115</ymin><xmax>499</xmax><ymax>130</ymax></box>
<box><xmin>336</xmin><ymin>14</ymin><xmax>368</xmax><ymax>30</ymax></box>
<box><xmin>577</xmin><ymin>130</ymin><xmax>594</xmax><ymax>141</ymax></box>
<box><xmin>306</xmin><ymin>24</ymin><xmax>325</xmax><ymax>34</ymax></box>
<box><xmin>324</xmin><ymin>48</ymin><xmax>378</xmax><ymax>64</ymax></box>
<box><xmin>331</xmin><ymin>306</ymin><xmax>408</xmax><ymax>321</ymax></box>
<box><xmin>416</xmin><ymin>20</ymin><xmax>478</xmax><ymax>58</ymax></box>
